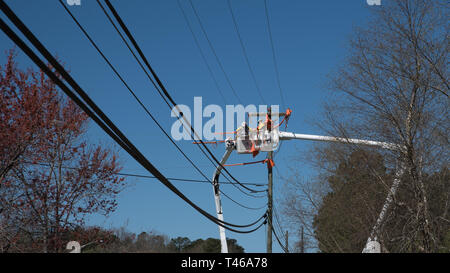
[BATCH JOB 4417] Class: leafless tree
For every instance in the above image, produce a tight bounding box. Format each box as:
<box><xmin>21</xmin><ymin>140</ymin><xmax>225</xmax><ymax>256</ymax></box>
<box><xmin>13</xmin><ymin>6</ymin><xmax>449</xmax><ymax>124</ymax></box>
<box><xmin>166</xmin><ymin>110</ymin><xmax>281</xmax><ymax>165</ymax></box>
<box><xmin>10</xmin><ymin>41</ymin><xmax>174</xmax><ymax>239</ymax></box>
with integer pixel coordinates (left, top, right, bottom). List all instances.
<box><xmin>283</xmin><ymin>0</ymin><xmax>448</xmax><ymax>252</ymax></box>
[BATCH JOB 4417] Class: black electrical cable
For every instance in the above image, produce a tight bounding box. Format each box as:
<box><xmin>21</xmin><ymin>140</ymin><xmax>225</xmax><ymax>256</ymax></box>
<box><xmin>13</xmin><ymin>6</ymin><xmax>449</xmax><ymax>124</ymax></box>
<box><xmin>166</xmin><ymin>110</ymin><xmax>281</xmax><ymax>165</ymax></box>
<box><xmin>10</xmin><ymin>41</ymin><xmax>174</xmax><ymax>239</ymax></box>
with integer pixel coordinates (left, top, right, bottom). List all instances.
<box><xmin>102</xmin><ymin>0</ymin><xmax>266</xmax><ymax>195</ymax></box>
<box><xmin>186</xmin><ymin>0</ymin><xmax>243</xmax><ymax>104</ymax></box>
<box><xmin>57</xmin><ymin>0</ymin><xmax>266</xmax><ymax>210</ymax></box>
<box><xmin>58</xmin><ymin>0</ymin><xmax>204</xmax><ymax>181</ymax></box>
<box><xmin>95</xmin><ymin>0</ymin><xmax>173</xmax><ymax>111</ymax></box>
<box><xmin>83</xmin><ymin>2</ymin><xmax>269</xmax><ymax>204</ymax></box>
<box><xmin>272</xmin><ymin>204</ymin><xmax>295</xmax><ymax>253</ymax></box>
<box><xmin>272</xmin><ymin>222</ymin><xmax>289</xmax><ymax>253</ymax></box>
<box><xmin>122</xmin><ymin>173</ymin><xmax>266</xmax><ymax>187</ymax></box>
<box><xmin>0</xmin><ymin>2</ymin><xmax>265</xmax><ymax>232</ymax></box>
<box><xmin>273</xmin><ymin>204</ymin><xmax>288</xmax><ymax>246</ymax></box>
<box><xmin>97</xmin><ymin>0</ymin><xmax>245</xmax><ymax>197</ymax></box>
<box><xmin>97</xmin><ymin>0</ymin><xmax>265</xmax><ymax>198</ymax></box>
<box><xmin>225</xmin><ymin>198</ymin><xmax>268</xmax><ymax>211</ymax></box>
<box><xmin>100</xmin><ymin>0</ymin><xmax>249</xmax><ymax>192</ymax></box>
<box><xmin>24</xmin><ymin>162</ymin><xmax>267</xmax><ymax>187</ymax></box>
<box><xmin>175</xmin><ymin>0</ymin><xmax>227</xmax><ymax>104</ymax></box>
<box><xmin>96</xmin><ymin>0</ymin><xmax>267</xmax><ymax>200</ymax></box>
<box><xmin>269</xmin><ymin>215</ymin><xmax>289</xmax><ymax>253</ymax></box>
<box><xmin>34</xmin><ymin>159</ymin><xmax>269</xmax><ymax>213</ymax></box>
<box><xmin>171</xmin><ymin>1</ymin><xmax>267</xmax><ymax>198</ymax></box>
<box><xmin>264</xmin><ymin>0</ymin><xmax>286</xmax><ymax>110</ymax></box>
<box><xmin>0</xmin><ymin>18</ymin><xmax>264</xmax><ymax>232</ymax></box>
<box><xmin>226</xmin><ymin>0</ymin><xmax>266</xmax><ymax>105</ymax></box>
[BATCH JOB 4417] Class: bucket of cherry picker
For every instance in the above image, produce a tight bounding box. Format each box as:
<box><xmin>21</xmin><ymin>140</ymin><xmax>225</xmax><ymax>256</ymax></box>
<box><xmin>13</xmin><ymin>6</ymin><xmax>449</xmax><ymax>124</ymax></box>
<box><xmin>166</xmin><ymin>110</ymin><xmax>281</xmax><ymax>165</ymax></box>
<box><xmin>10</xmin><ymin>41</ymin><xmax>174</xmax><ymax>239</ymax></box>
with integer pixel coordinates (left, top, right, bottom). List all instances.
<box><xmin>235</xmin><ymin>121</ymin><xmax>279</xmax><ymax>154</ymax></box>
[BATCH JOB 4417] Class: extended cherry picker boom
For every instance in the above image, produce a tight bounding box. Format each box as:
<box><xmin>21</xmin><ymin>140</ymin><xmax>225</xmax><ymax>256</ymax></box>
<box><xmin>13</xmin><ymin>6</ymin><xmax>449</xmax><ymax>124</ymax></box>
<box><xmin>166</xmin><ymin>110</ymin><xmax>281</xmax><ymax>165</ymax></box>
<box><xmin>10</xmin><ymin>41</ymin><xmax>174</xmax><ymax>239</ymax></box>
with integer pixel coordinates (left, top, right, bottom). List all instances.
<box><xmin>205</xmin><ymin>108</ymin><xmax>405</xmax><ymax>253</ymax></box>
<box><xmin>211</xmin><ymin>139</ymin><xmax>235</xmax><ymax>253</ymax></box>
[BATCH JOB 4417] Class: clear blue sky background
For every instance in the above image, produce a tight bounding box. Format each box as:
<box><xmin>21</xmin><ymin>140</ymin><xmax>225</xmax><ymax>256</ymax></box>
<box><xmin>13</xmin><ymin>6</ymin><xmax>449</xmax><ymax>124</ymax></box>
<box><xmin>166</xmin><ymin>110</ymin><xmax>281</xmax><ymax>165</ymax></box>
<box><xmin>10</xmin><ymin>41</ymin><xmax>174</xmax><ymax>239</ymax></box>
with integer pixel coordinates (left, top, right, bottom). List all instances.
<box><xmin>0</xmin><ymin>0</ymin><xmax>376</xmax><ymax>252</ymax></box>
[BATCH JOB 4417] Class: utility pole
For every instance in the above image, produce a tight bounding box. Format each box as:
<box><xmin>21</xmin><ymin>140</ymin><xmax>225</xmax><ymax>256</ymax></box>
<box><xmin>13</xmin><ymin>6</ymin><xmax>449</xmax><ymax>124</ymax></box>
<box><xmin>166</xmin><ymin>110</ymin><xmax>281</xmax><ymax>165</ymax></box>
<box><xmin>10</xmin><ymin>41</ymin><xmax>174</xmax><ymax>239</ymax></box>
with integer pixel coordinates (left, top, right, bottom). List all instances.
<box><xmin>300</xmin><ymin>226</ymin><xmax>304</xmax><ymax>253</ymax></box>
<box><xmin>267</xmin><ymin>151</ymin><xmax>273</xmax><ymax>253</ymax></box>
<box><xmin>285</xmin><ymin>230</ymin><xmax>289</xmax><ymax>253</ymax></box>
<box><xmin>208</xmin><ymin>109</ymin><xmax>403</xmax><ymax>253</ymax></box>
<box><xmin>266</xmin><ymin>106</ymin><xmax>273</xmax><ymax>253</ymax></box>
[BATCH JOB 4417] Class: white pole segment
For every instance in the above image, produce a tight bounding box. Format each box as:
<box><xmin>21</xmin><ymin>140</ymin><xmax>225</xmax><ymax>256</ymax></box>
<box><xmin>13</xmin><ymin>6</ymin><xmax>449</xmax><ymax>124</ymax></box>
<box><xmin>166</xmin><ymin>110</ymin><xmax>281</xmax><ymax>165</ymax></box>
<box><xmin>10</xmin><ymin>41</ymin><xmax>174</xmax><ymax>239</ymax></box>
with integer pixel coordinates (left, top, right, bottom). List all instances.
<box><xmin>211</xmin><ymin>142</ymin><xmax>234</xmax><ymax>253</ymax></box>
<box><xmin>278</xmin><ymin>131</ymin><xmax>405</xmax><ymax>253</ymax></box>
<box><xmin>362</xmin><ymin>162</ymin><xmax>405</xmax><ymax>253</ymax></box>
<box><xmin>362</xmin><ymin>241</ymin><xmax>381</xmax><ymax>253</ymax></box>
<box><xmin>279</xmin><ymin>132</ymin><xmax>403</xmax><ymax>151</ymax></box>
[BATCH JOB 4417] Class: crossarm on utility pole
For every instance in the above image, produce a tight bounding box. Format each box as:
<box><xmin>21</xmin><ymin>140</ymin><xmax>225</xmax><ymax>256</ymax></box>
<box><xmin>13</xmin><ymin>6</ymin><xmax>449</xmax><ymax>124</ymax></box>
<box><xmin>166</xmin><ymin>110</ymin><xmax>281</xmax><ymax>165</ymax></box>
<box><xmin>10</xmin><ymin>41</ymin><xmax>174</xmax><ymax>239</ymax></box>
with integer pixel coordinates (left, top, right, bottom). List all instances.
<box><xmin>248</xmin><ymin>112</ymin><xmax>287</xmax><ymax>117</ymax></box>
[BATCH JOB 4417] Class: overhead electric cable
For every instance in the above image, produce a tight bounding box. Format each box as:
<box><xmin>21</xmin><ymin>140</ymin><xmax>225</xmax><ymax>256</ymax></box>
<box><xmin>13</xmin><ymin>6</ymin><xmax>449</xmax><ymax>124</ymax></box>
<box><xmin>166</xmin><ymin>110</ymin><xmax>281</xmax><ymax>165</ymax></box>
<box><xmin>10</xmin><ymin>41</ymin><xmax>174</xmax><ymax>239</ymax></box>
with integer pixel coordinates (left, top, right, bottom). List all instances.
<box><xmin>99</xmin><ymin>0</ymin><xmax>259</xmax><ymax>196</ymax></box>
<box><xmin>186</xmin><ymin>0</ymin><xmax>243</xmax><ymax>104</ymax></box>
<box><xmin>272</xmin><ymin>223</ymin><xmax>289</xmax><ymax>253</ymax></box>
<box><xmin>273</xmin><ymin>204</ymin><xmax>291</xmax><ymax>251</ymax></box>
<box><xmin>226</xmin><ymin>0</ymin><xmax>266</xmax><ymax>105</ymax></box>
<box><xmin>264</xmin><ymin>0</ymin><xmax>286</xmax><ymax>110</ymax></box>
<box><xmin>0</xmin><ymin>1</ymin><xmax>265</xmax><ymax>232</ymax></box>
<box><xmin>176</xmin><ymin>0</ymin><xmax>228</xmax><ymax>104</ymax></box>
<box><xmin>57</xmin><ymin>0</ymin><xmax>266</xmax><ymax>210</ymax></box>
<box><xmin>94</xmin><ymin>0</ymin><xmax>173</xmax><ymax>110</ymax></box>
<box><xmin>101</xmin><ymin>0</ymin><xmax>266</xmax><ymax>195</ymax></box>
<box><xmin>25</xmin><ymin>159</ymin><xmax>268</xmax><ymax>211</ymax></box>
<box><xmin>94</xmin><ymin>0</ymin><xmax>265</xmax><ymax>199</ymax></box>
<box><xmin>25</xmin><ymin>161</ymin><xmax>267</xmax><ymax>186</ymax></box>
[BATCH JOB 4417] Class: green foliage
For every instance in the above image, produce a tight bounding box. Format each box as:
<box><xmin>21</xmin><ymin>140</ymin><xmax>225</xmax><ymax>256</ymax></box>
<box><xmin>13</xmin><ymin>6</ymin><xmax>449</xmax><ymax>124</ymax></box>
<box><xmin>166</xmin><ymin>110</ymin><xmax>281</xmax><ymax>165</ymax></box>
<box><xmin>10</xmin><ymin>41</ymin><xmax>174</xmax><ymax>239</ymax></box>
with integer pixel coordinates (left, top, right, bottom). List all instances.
<box><xmin>168</xmin><ymin>237</ymin><xmax>245</xmax><ymax>253</ymax></box>
<box><xmin>439</xmin><ymin>231</ymin><xmax>450</xmax><ymax>253</ymax></box>
<box><xmin>313</xmin><ymin>150</ymin><xmax>389</xmax><ymax>252</ymax></box>
<box><xmin>313</xmin><ymin>151</ymin><xmax>450</xmax><ymax>253</ymax></box>
<box><xmin>73</xmin><ymin>227</ymin><xmax>246</xmax><ymax>253</ymax></box>
<box><xmin>168</xmin><ymin>237</ymin><xmax>191</xmax><ymax>252</ymax></box>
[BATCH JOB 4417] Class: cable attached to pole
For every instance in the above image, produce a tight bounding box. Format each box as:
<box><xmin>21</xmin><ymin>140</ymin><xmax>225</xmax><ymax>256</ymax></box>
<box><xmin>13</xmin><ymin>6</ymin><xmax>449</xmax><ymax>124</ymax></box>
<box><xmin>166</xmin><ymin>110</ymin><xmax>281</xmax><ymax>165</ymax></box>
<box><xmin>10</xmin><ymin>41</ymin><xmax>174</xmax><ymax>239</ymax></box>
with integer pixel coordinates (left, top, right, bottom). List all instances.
<box><xmin>101</xmin><ymin>0</ymin><xmax>264</xmax><ymax>195</ymax></box>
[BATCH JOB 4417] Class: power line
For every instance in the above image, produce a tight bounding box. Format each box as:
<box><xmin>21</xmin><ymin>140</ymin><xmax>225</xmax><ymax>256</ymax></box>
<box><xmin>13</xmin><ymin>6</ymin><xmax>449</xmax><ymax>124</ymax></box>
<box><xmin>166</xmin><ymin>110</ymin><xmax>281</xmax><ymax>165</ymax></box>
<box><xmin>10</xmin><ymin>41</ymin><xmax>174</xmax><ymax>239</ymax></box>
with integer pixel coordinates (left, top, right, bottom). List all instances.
<box><xmin>271</xmin><ymin>204</ymin><xmax>294</xmax><ymax>253</ymax></box>
<box><xmin>186</xmin><ymin>0</ymin><xmax>243</xmax><ymax>105</ymax></box>
<box><xmin>24</xmin><ymin>161</ymin><xmax>267</xmax><ymax>187</ymax></box>
<box><xmin>271</xmin><ymin>218</ymin><xmax>289</xmax><ymax>253</ymax></box>
<box><xmin>176</xmin><ymin>0</ymin><xmax>228</xmax><ymax>104</ymax></box>
<box><xmin>272</xmin><ymin>204</ymin><xmax>285</xmax><ymax>237</ymax></box>
<box><xmin>122</xmin><ymin>173</ymin><xmax>266</xmax><ymax>188</ymax></box>
<box><xmin>273</xmin><ymin>203</ymin><xmax>294</xmax><ymax>252</ymax></box>
<box><xmin>0</xmin><ymin>1</ymin><xmax>266</xmax><ymax>233</ymax></box>
<box><xmin>97</xmin><ymin>1</ymin><xmax>266</xmax><ymax>199</ymax></box>
<box><xmin>57</xmin><ymin>0</ymin><xmax>265</xmax><ymax>211</ymax></box>
<box><xmin>272</xmin><ymin>201</ymin><xmax>297</xmax><ymax>253</ymax></box>
<box><xmin>26</xmin><ymin>160</ymin><xmax>268</xmax><ymax>211</ymax></box>
<box><xmin>226</xmin><ymin>0</ymin><xmax>266</xmax><ymax>105</ymax></box>
<box><xmin>101</xmin><ymin>0</ymin><xmax>265</xmax><ymax>196</ymax></box>
<box><xmin>95</xmin><ymin>0</ymin><xmax>265</xmax><ymax>200</ymax></box>
<box><xmin>94</xmin><ymin>0</ymin><xmax>173</xmax><ymax>111</ymax></box>
<box><xmin>264</xmin><ymin>0</ymin><xmax>286</xmax><ymax>110</ymax></box>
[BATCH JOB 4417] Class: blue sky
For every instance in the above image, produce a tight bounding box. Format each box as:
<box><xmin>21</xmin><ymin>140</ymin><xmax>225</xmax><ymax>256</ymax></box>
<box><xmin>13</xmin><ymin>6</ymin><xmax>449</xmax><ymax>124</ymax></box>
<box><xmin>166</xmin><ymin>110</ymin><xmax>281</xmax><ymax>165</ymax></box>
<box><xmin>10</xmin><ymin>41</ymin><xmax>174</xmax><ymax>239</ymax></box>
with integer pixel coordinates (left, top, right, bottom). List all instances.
<box><xmin>0</xmin><ymin>0</ymin><xmax>375</xmax><ymax>252</ymax></box>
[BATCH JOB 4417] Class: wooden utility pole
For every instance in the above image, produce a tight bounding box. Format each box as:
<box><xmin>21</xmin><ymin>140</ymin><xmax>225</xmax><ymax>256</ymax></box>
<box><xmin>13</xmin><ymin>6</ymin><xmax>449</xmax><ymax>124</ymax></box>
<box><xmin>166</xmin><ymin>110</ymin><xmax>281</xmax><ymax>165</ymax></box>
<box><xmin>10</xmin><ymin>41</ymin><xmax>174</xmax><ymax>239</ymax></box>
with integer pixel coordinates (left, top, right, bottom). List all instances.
<box><xmin>300</xmin><ymin>226</ymin><xmax>304</xmax><ymax>253</ymax></box>
<box><xmin>285</xmin><ymin>230</ymin><xmax>289</xmax><ymax>253</ymax></box>
<box><xmin>266</xmin><ymin>106</ymin><xmax>273</xmax><ymax>253</ymax></box>
<box><xmin>267</xmin><ymin>151</ymin><xmax>273</xmax><ymax>253</ymax></box>
<box><xmin>210</xmin><ymin>106</ymin><xmax>403</xmax><ymax>253</ymax></box>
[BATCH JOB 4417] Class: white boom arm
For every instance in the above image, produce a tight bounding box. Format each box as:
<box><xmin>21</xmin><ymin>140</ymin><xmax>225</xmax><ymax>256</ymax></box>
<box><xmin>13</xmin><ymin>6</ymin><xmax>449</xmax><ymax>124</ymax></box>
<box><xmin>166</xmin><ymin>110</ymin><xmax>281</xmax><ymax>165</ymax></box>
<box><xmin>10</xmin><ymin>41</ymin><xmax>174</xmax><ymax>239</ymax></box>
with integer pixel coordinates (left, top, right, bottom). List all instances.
<box><xmin>279</xmin><ymin>131</ymin><xmax>406</xmax><ymax>253</ymax></box>
<box><xmin>211</xmin><ymin>139</ymin><xmax>235</xmax><ymax>253</ymax></box>
<box><xmin>279</xmin><ymin>132</ymin><xmax>403</xmax><ymax>151</ymax></box>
